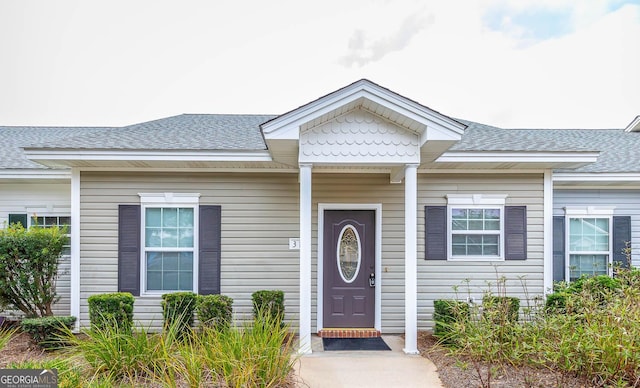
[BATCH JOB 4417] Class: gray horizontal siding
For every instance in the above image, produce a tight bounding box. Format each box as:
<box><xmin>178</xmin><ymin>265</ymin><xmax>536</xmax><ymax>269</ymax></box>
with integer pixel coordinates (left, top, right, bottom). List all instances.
<box><xmin>418</xmin><ymin>173</ymin><xmax>545</xmax><ymax>330</ymax></box>
<box><xmin>554</xmin><ymin>189</ymin><xmax>640</xmax><ymax>267</ymax></box>
<box><xmin>80</xmin><ymin>172</ymin><xmax>299</xmax><ymax>330</ymax></box>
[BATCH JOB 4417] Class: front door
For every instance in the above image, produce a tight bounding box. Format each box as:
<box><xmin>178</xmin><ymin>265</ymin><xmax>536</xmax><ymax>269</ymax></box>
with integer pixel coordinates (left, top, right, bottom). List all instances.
<box><xmin>323</xmin><ymin>210</ymin><xmax>375</xmax><ymax>328</ymax></box>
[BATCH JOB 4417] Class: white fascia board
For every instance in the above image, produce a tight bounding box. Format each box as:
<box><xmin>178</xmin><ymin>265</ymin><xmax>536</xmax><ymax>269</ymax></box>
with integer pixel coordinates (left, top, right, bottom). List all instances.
<box><xmin>0</xmin><ymin>169</ymin><xmax>71</xmax><ymax>179</ymax></box>
<box><xmin>436</xmin><ymin>151</ymin><xmax>599</xmax><ymax>164</ymax></box>
<box><xmin>262</xmin><ymin>80</ymin><xmax>465</xmax><ymax>140</ymax></box>
<box><xmin>624</xmin><ymin>115</ymin><xmax>640</xmax><ymax>132</ymax></box>
<box><xmin>23</xmin><ymin>149</ymin><xmax>273</xmax><ymax>162</ymax></box>
<box><xmin>553</xmin><ymin>172</ymin><xmax>640</xmax><ymax>182</ymax></box>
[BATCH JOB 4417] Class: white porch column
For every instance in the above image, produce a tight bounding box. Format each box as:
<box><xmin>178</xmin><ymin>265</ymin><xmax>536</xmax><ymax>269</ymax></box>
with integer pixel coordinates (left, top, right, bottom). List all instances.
<box><xmin>543</xmin><ymin>169</ymin><xmax>553</xmax><ymax>294</ymax></box>
<box><xmin>70</xmin><ymin>168</ymin><xmax>81</xmax><ymax>332</ymax></box>
<box><xmin>403</xmin><ymin>164</ymin><xmax>419</xmax><ymax>354</ymax></box>
<box><xmin>299</xmin><ymin>164</ymin><xmax>313</xmax><ymax>354</ymax></box>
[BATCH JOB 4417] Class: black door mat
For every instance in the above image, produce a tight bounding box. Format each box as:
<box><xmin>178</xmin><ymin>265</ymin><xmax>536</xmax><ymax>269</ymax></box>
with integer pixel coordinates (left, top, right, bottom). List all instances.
<box><xmin>322</xmin><ymin>337</ymin><xmax>391</xmax><ymax>351</ymax></box>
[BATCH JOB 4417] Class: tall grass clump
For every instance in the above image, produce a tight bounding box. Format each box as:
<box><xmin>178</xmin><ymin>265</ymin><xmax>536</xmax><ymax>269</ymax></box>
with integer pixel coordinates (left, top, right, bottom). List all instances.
<box><xmin>8</xmin><ymin>358</ymin><xmax>92</xmax><ymax>388</ymax></box>
<box><xmin>433</xmin><ymin>299</ymin><xmax>469</xmax><ymax>345</ymax></box>
<box><xmin>200</xmin><ymin>308</ymin><xmax>297</xmax><ymax>387</ymax></box>
<box><xmin>0</xmin><ymin>326</ymin><xmax>17</xmax><ymax>351</ymax></box>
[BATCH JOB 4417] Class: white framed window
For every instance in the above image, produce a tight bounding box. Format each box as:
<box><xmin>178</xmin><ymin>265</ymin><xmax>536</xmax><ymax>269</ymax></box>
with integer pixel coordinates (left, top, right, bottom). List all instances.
<box><xmin>446</xmin><ymin>194</ymin><xmax>507</xmax><ymax>261</ymax></box>
<box><xmin>139</xmin><ymin>193</ymin><xmax>200</xmax><ymax>294</ymax></box>
<box><xmin>565</xmin><ymin>207</ymin><xmax>614</xmax><ymax>282</ymax></box>
<box><xmin>29</xmin><ymin>215</ymin><xmax>71</xmax><ymax>257</ymax></box>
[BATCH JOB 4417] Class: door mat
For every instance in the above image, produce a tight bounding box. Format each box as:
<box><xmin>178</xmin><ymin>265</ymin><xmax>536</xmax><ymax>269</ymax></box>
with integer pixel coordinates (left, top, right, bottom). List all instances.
<box><xmin>322</xmin><ymin>337</ymin><xmax>391</xmax><ymax>351</ymax></box>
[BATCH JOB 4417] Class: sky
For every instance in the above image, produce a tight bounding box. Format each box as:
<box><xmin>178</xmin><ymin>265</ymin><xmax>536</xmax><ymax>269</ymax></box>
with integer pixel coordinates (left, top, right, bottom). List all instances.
<box><xmin>0</xmin><ymin>0</ymin><xmax>638</xmax><ymax>129</ymax></box>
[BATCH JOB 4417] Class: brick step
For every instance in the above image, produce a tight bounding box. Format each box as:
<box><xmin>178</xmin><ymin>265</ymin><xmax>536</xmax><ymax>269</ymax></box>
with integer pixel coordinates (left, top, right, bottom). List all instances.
<box><xmin>318</xmin><ymin>328</ymin><xmax>381</xmax><ymax>338</ymax></box>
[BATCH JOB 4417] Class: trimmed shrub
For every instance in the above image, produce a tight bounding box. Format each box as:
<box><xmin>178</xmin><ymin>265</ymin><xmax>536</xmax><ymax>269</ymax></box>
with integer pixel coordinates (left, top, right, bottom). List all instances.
<box><xmin>162</xmin><ymin>292</ymin><xmax>197</xmax><ymax>338</ymax></box>
<box><xmin>433</xmin><ymin>299</ymin><xmax>469</xmax><ymax>344</ymax></box>
<box><xmin>251</xmin><ymin>290</ymin><xmax>284</xmax><ymax>323</ymax></box>
<box><xmin>482</xmin><ymin>296</ymin><xmax>520</xmax><ymax>323</ymax></box>
<box><xmin>0</xmin><ymin>223</ymin><xmax>68</xmax><ymax>317</ymax></box>
<box><xmin>21</xmin><ymin>315</ymin><xmax>76</xmax><ymax>349</ymax></box>
<box><xmin>88</xmin><ymin>292</ymin><xmax>135</xmax><ymax>333</ymax></box>
<box><xmin>196</xmin><ymin>294</ymin><xmax>233</xmax><ymax>330</ymax></box>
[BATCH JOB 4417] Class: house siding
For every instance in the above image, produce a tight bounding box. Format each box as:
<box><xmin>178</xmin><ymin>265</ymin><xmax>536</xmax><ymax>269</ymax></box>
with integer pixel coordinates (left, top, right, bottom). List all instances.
<box><xmin>553</xmin><ymin>189</ymin><xmax>640</xmax><ymax>267</ymax></box>
<box><xmin>418</xmin><ymin>173</ymin><xmax>545</xmax><ymax>330</ymax></box>
<box><xmin>79</xmin><ymin>171</ymin><xmax>544</xmax><ymax>333</ymax></box>
<box><xmin>0</xmin><ymin>182</ymin><xmax>71</xmax><ymax>316</ymax></box>
<box><xmin>80</xmin><ymin>172</ymin><xmax>300</xmax><ymax>330</ymax></box>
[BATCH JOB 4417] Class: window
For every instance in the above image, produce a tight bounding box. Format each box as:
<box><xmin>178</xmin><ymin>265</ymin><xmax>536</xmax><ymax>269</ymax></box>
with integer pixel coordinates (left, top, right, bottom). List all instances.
<box><xmin>30</xmin><ymin>215</ymin><xmax>71</xmax><ymax>256</ymax></box>
<box><xmin>568</xmin><ymin>217</ymin><xmax>611</xmax><ymax>281</ymax></box>
<box><xmin>143</xmin><ymin>207</ymin><xmax>196</xmax><ymax>292</ymax></box>
<box><xmin>450</xmin><ymin>207</ymin><xmax>502</xmax><ymax>259</ymax></box>
<box><xmin>139</xmin><ymin>193</ymin><xmax>201</xmax><ymax>294</ymax></box>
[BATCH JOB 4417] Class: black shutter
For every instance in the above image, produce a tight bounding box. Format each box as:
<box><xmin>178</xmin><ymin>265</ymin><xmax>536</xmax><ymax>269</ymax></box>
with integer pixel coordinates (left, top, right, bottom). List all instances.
<box><xmin>552</xmin><ymin>216</ymin><xmax>565</xmax><ymax>282</ymax></box>
<box><xmin>118</xmin><ymin>205</ymin><xmax>141</xmax><ymax>296</ymax></box>
<box><xmin>504</xmin><ymin>206</ymin><xmax>527</xmax><ymax>260</ymax></box>
<box><xmin>612</xmin><ymin>216</ymin><xmax>631</xmax><ymax>269</ymax></box>
<box><xmin>199</xmin><ymin>205</ymin><xmax>221</xmax><ymax>295</ymax></box>
<box><xmin>8</xmin><ymin>214</ymin><xmax>28</xmax><ymax>227</ymax></box>
<box><xmin>425</xmin><ymin>206</ymin><xmax>447</xmax><ymax>260</ymax></box>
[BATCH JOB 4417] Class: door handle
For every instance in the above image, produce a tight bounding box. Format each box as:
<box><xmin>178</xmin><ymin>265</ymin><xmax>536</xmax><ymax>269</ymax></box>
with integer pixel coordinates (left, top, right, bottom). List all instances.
<box><xmin>369</xmin><ymin>272</ymin><xmax>375</xmax><ymax>287</ymax></box>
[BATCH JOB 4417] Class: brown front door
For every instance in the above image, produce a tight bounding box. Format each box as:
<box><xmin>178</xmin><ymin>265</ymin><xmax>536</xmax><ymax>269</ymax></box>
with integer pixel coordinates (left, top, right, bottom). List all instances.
<box><xmin>323</xmin><ymin>210</ymin><xmax>375</xmax><ymax>328</ymax></box>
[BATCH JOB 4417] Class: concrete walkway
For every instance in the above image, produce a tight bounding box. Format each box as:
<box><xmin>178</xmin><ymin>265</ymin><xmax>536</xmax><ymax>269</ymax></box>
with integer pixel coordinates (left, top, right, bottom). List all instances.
<box><xmin>294</xmin><ymin>335</ymin><xmax>443</xmax><ymax>388</ymax></box>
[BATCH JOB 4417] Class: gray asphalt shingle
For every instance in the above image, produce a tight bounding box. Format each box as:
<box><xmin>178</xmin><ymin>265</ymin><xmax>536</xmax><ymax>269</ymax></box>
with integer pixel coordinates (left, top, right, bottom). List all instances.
<box><xmin>29</xmin><ymin>114</ymin><xmax>275</xmax><ymax>151</ymax></box>
<box><xmin>1</xmin><ymin>114</ymin><xmax>639</xmax><ymax>173</ymax></box>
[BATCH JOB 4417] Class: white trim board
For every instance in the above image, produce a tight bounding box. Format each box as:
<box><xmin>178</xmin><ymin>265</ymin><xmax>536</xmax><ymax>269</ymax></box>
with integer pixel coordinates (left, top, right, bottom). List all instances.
<box><xmin>316</xmin><ymin>203</ymin><xmax>383</xmax><ymax>334</ymax></box>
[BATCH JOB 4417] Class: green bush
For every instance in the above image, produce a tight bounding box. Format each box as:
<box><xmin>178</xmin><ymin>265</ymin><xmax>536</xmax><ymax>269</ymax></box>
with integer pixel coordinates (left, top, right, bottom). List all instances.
<box><xmin>21</xmin><ymin>315</ymin><xmax>76</xmax><ymax>349</ymax></box>
<box><xmin>88</xmin><ymin>292</ymin><xmax>135</xmax><ymax>333</ymax></box>
<box><xmin>433</xmin><ymin>299</ymin><xmax>469</xmax><ymax>344</ymax></box>
<box><xmin>544</xmin><ymin>291</ymin><xmax>567</xmax><ymax>313</ymax></box>
<box><xmin>482</xmin><ymin>296</ymin><xmax>520</xmax><ymax>323</ymax></box>
<box><xmin>196</xmin><ymin>294</ymin><xmax>233</xmax><ymax>330</ymax></box>
<box><xmin>162</xmin><ymin>292</ymin><xmax>197</xmax><ymax>338</ymax></box>
<box><xmin>251</xmin><ymin>290</ymin><xmax>284</xmax><ymax>323</ymax></box>
<box><xmin>0</xmin><ymin>223</ymin><xmax>68</xmax><ymax>317</ymax></box>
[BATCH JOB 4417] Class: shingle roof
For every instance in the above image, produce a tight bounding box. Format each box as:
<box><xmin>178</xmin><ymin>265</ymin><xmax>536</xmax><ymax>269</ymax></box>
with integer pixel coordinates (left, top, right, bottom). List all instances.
<box><xmin>453</xmin><ymin>120</ymin><xmax>640</xmax><ymax>173</ymax></box>
<box><xmin>0</xmin><ymin>126</ymin><xmax>111</xmax><ymax>169</ymax></box>
<box><xmin>30</xmin><ymin>114</ymin><xmax>276</xmax><ymax>151</ymax></box>
<box><xmin>2</xmin><ymin>113</ymin><xmax>640</xmax><ymax>173</ymax></box>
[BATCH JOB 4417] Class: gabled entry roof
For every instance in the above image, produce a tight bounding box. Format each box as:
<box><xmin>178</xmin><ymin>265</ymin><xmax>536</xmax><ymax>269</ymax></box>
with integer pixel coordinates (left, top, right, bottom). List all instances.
<box><xmin>261</xmin><ymin>79</ymin><xmax>467</xmax><ymax>144</ymax></box>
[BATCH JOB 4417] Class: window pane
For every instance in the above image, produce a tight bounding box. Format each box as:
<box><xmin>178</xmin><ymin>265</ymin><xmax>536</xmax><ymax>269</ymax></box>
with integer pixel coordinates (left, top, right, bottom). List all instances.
<box><xmin>59</xmin><ymin>216</ymin><xmax>71</xmax><ymax>227</ymax></box>
<box><xmin>147</xmin><ymin>271</ymin><xmax>162</xmax><ymax>290</ymax></box>
<box><xmin>452</xmin><ymin>219</ymin><xmax>467</xmax><ymax>230</ymax></box>
<box><xmin>452</xmin><ymin>209</ymin><xmax>466</xmax><ymax>219</ymax></box>
<box><xmin>569</xmin><ymin>254</ymin><xmax>608</xmax><ymax>281</ymax></box>
<box><xmin>146</xmin><ymin>251</ymin><xmax>193</xmax><ymax>292</ymax></box>
<box><xmin>485</xmin><ymin>220</ymin><xmax>500</xmax><ymax>230</ymax></box>
<box><xmin>146</xmin><ymin>208</ymin><xmax>162</xmax><ymax>227</ymax></box>
<box><xmin>451</xmin><ymin>234</ymin><xmax>500</xmax><ymax>257</ymax></box>
<box><xmin>163</xmin><ymin>208</ymin><xmax>178</xmax><ymax>228</ymax></box>
<box><xmin>485</xmin><ymin>209</ymin><xmax>500</xmax><ymax>219</ymax></box>
<box><xmin>179</xmin><ymin>208</ymin><xmax>194</xmax><ymax>228</ymax></box>
<box><xmin>468</xmin><ymin>209</ymin><xmax>483</xmax><ymax>220</ymax></box>
<box><xmin>163</xmin><ymin>271</ymin><xmax>179</xmax><ymax>290</ymax></box>
<box><xmin>468</xmin><ymin>220</ymin><xmax>483</xmax><ymax>230</ymax></box>
<box><xmin>146</xmin><ymin>228</ymin><xmax>162</xmax><ymax>248</ymax></box>
<box><xmin>178</xmin><ymin>228</ymin><xmax>194</xmax><ymax>248</ymax></box>
<box><xmin>147</xmin><ymin>252</ymin><xmax>162</xmax><ymax>271</ymax></box>
<box><xmin>569</xmin><ymin>218</ymin><xmax>609</xmax><ymax>252</ymax></box>
<box><xmin>163</xmin><ymin>252</ymin><xmax>179</xmax><ymax>270</ymax></box>
<box><xmin>163</xmin><ymin>228</ymin><xmax>178</xmax><ymax>247</ymax></box>
<box><xmin>179</xmin><ymin>271</ymin><xmax>193</xmax><ymax>290</ymax></box>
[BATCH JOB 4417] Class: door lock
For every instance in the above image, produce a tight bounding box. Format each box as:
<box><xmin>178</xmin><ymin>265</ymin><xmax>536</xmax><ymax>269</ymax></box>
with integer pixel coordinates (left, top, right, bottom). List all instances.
<box><xmin>369</xmin><ymin>273</ymin><xmax>375</xmax><ymax>287</ymax></box>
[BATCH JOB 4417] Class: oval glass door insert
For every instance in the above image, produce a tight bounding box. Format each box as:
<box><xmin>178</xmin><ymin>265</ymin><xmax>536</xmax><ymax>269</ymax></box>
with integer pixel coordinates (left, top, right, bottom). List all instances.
<box><xmin>336</xmin><ymin>225</ymin><xmax>361</xmax><ymax>283</ymax></box>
